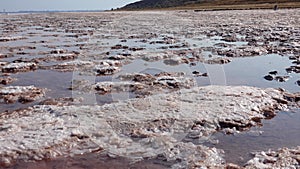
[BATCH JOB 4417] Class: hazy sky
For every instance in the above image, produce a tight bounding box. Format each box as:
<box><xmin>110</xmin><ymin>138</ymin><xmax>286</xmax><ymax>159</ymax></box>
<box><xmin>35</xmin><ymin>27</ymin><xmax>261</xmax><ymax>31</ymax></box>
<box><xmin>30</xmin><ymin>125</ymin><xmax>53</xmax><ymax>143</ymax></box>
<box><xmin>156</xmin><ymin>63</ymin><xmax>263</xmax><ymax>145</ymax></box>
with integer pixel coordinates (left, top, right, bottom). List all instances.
<box><xmin>0</xmin><ymin>0</ymin><xmax>138</xmax><ymax>12</ymax></box>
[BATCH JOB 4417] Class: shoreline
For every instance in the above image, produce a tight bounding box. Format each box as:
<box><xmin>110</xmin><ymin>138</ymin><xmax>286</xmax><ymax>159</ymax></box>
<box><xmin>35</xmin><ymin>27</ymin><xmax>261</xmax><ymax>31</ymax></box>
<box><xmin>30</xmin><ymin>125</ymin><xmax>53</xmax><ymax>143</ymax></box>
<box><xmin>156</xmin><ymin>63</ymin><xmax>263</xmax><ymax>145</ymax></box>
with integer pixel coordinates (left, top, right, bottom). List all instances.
<box><xmin>119</xmin><ymin>2</ymin><xmax>300</xmax><ymax>11</ymax></box>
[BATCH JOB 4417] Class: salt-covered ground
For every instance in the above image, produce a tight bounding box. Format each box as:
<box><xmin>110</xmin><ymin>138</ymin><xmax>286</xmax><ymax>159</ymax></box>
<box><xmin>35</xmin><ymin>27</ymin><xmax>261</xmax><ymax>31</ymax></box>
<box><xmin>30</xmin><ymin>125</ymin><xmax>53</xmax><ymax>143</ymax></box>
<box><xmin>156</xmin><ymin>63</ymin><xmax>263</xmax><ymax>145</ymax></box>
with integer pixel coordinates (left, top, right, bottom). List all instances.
<box><xmin>0</xmin><ymin>9</ymin><xmax>300</xmax><ymax>168</ymax></box>
<box><xmin>0</xmin><ymin>85</ymin><xmax>293</xmax><ymax>168</ymax></box>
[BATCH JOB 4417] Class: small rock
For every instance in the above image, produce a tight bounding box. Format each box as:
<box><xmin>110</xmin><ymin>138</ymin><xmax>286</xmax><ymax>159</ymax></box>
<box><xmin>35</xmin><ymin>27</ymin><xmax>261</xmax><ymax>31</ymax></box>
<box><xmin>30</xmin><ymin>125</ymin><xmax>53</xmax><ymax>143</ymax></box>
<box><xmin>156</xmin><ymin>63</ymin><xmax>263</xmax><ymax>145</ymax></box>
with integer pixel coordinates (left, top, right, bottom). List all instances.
<box><xmin>292</xmin><ymin>60</ymin><xmax>300</xmax><ymax>65</ymax></box>
<box><xmin>269</xmin><ymin>71</ymin><xmax>278</xmax><ymax>75</ymax></box>
<box><xmin>0</xmin><ymin>77</ymin><xmax>15</xmax><ymax>85</ymax></box>
<box><xmin>286</xmin><ymin>67</ymin><xmax>293</xmax><ymax>73</ymax></box>
<box><xmin>70</xmin><ymin>129</ymin><xmax>89</xmax><ymax>139</ymax></box>
<box><xmin>94</xmin><ymin>65</ymin><xmax>120</xmax><ymax>75</ymax></box>
<box><xmin>264</xmin><ymin>75</ymin><xmax>274</xmax><ymax>81</ymax></box>
<box><xmin>50</xmin><ymin>49</ymin><xmax>67</xmax><ymax>54</ymax></box>
<box><xmin>49</xmin><ymin>53</ymin><xmax>77</xmax><ymax>61</ymax></box>
<box><xmin>111</xmin><ymin>44</ymin><xmax>128</xmax><ymax>50</ymax></box>
<box><xmin>275</xmin><ymin>76</ymin><xmax>289</xmax><ymax>82</ymax></box>
<box><xmin>192</xmin><ymin>71</ymin><xmax>200</xmax><ymax>75</ymax></box>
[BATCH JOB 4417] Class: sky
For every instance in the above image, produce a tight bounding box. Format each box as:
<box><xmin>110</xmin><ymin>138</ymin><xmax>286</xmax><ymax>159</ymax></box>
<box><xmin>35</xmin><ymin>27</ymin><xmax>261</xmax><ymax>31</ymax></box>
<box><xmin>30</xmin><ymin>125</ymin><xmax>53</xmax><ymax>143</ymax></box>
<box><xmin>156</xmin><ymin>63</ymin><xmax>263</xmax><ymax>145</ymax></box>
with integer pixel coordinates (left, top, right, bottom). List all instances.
<box><xmin>0</xmin><ymin>0</ymin><xmax>138</xmax><ymax>12</ymax></box>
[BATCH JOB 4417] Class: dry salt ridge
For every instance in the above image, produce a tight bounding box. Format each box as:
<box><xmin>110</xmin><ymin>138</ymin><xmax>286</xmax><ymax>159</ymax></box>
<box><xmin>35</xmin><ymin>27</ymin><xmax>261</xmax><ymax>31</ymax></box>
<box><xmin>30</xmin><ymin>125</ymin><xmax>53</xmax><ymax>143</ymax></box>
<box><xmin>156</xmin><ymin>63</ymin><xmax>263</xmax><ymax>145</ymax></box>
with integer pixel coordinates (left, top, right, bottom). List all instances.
<box><xmin>0</xmin><ymin>9</ymin><xmax>300</xmax><ymax>168</ymax></box>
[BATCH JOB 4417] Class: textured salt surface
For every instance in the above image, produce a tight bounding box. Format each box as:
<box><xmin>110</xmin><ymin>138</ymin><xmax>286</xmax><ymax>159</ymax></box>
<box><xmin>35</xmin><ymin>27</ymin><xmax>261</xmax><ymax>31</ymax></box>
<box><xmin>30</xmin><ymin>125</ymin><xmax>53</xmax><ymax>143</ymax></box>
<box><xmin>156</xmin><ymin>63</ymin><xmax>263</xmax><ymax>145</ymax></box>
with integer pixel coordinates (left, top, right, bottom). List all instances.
<box><xmin>0</xmin><ymin>86</ymin><xmax>289</xmax><ymax>168</ymax></box>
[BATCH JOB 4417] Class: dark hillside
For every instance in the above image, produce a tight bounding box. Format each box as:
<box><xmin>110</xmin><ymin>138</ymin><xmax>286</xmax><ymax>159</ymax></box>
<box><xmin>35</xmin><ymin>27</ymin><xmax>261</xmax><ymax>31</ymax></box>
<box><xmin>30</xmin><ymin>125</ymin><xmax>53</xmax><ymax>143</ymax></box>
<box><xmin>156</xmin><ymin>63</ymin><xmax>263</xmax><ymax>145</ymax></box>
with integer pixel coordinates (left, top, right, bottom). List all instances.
<box><xmin>122</xmin><ymin>0</ymin><xmax>300</xmax><ymax>9</ymax></box>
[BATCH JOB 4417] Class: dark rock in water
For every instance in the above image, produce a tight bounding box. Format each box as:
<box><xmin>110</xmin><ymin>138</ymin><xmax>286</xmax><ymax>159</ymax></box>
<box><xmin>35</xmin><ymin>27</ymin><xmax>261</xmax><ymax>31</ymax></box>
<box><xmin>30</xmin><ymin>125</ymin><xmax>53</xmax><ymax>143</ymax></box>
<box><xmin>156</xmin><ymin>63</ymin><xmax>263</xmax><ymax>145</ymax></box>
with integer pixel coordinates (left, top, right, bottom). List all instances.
<box><xmin>286</xmin><ymin>67</ymin><xmax>293</xmax><ymax>73</ymax></box>
<box><xmin>95</xmin><ymin>66</ymin><xmax>120</xmax><ymax>75</ymax></box>
<box><xmin>292</xmin><ymin>60</ymin><xmax>300</xmax><ymax>65</ymax></box>
<box><xmin>192</xmin><ymin>71</ymin><xmax>200</xmax><ymax>75</ymax></box>
<box><xmin>289</xmin><ymin>56</ymin><xmax>296</xmax><ymax>60</ymax></box>
<box><xmin>275</xmin><ymin>76</ymin><xmax>290</xmax><ymax>82</ymax></box>
<box><xmin>264</xmin><ymin>75</ymin><xmax>274</xmax><ymax>81</ymax></box>
<box><xmin>288</xmin><ymin>56</ymin><xmax>299</xmax><ymax>60</ymax></box>
<box><xmin>190</xmin><ymin>62</ymin><xmax>197</xmax><ymax>66</ymax></box>
<box><xmin>50</xmin><ymin>49</ymin><xmax>66</xmax><ymax>54</ymax></box>
<box><xmin>111</xmin><ymin>44</ymin><xmax>129</xmax><ymax>50</ymax></box>
<box><xmin>129</xmin><ymin>47</ymin><xmax>145</xmax><ymax>51</ymax></box>
<box><xmin>193</xmin><ymin>72</ymin><xmax>208</xmax><ymax>77</ymax></box>
<box><xmin>269</xmin><ymin>70</ymin><xmax>278</xmax><ymax>75</ymax></box>
<box><xmin>0</xmin><ymin>77</ymin><xmax>15</xmax><ymax>85</ymax></box>
<box><xmin>286</xmin><ymin>65</ymin><xmax>300</xmax><ymax>74</ymax></box>
<box><xmin>297</xmin><ymin>80</ymin><xmax>300</xmax><ymax>86</ymax></box>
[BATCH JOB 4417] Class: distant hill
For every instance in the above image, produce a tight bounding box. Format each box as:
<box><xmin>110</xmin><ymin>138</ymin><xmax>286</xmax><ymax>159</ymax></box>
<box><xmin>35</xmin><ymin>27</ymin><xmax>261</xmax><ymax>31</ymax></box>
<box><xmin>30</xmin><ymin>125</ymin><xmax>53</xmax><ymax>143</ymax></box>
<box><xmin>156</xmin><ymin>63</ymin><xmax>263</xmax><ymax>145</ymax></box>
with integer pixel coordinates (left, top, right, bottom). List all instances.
<box><xmin>122</xmin><ymin>0</ymin><xmax>205</xmax><ymax>9</ymax></box>
<box><xmin>122</xmin><ymin>0</ymin><xmax>300</xmax><ymax>10</ymax></box>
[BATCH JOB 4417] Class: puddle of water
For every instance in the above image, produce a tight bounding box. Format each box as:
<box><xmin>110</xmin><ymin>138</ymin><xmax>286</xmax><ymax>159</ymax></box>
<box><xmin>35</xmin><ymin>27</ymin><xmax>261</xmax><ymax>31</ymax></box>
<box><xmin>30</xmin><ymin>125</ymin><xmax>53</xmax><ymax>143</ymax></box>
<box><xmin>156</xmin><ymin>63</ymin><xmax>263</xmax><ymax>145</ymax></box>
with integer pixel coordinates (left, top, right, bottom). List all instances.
<box><xmin>11</xmin><ymin>70</ymin><xmax>73</xmax><ymax>99</ymax></box>
<box><xmin>204</xmin><ymin>109</ymin><xmax>300</xmax><ymax>166</ymax></box>
<box><xmin>222</xmin><ymin>54</ymin><xmax>300</xmax><ymax>92</ymax></box>
<box><xmin>0</xmin><ymin>70</ymin><xmax>73</xmax><ymax>113</ymax></box>
<box><xmin>7</xmin><ymin>153</ymin><xmax>170</xmax><ymax>169</ymax></box>
<box><xmin>121</xmin><ymin>54</ymin><xmax>299</xmax><ymax>92</ymax></box>
<box><xmin>183</xmin><ymin>35</ymin><xmax>248</xmax><ymax>49</ymax></box>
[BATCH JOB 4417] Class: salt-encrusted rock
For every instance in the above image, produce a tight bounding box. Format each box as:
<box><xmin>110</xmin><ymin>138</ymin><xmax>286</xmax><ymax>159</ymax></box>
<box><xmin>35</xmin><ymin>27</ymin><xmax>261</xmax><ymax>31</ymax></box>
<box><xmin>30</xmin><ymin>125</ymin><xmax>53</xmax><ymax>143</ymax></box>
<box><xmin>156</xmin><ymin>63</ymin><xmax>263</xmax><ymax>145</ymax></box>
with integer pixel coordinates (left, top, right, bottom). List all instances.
<box><xmin>205</xmin><ymin>57</ymin><xmax>232</xmax><ymax>64</ymax></box>
<box><xmin>0</xmin><ymin>86</ymin><xmax>45</xmax><ymax>103</ymax></box>
<box><xmin>48</xmin><ymin>53</ymin><xmax>77</xmax><ymax>61</ymax></box>
<box><xmin>142</xmin><ymin>53</ymin><xmax>168</xmax><ymax>61</ymax></box>
<box><xmin>0</xmin><ymin>53</ymin><xmax>9</xmax><ymax>58</ymax></box>
<box><xmin>97</xmin><ymin>60</ymin><xmax>122</xmax><ymax>67</ymax></box>
<box><xmin>1</xmin><ymin>62</ymin><xmax>37</xmax><ymax>73</ymax></box>
<box><xmin>217</xmin><ymin>46</ymin><xmax>268</xmax><ymax>57</ymax></box>
<box><xmin>163</xmin><ymin>57</ymin><xmax>185</xmax><ymax>65</ymax></box>
<box><xmin>275</xmin><ymin>75</ymin><xmax>290</xmax><ymax>82</ymax></box>
<box><xmin>0</xmin><ymin>86</ymin><xmax>289</xmax><ymax>167</ymax></box>
<box><xmin>105</xmin><ymin>55</ymin><xmax>127</xmax><ymax>60</ymax></box>
<box><xmin>94</xmin><ymin>81</ymin><xmax>144</xmax><ymax>94</ymax></box>
<box><xmin>264</xmin><ymin>75</ymin><xmax>290</xmax><ymax>82</ymax></box>
<box><xmin>94</xmin><ymin>65</ymin><xmax>120</xmax><ymax>75</ymax></box>
<box><xmin>286</xmin><ymin>65</ymin><xmax>300</xmax><ymax>74</ymax></box>
<box><xmin>111</xmin><ymin>44</ymin><xmax>129</xmax><ymax>50</ymax></box>
<box><xmin>50</xmin><ymin>49</ymin><xmax>67</xmax><ymax>54</ymax></box>
<box><xmin>154</xmin><ymin>75</ymin><xmax>194</xmax><ymax>88</ymax></box>
<box><xmin>245</xmin><ymin>147</ymin><xmax>300</xmax><ymax>169</ymax></box>
<box><xmin>59</xmin><ymin>60</ymin><xmax>94</xmax><ymax>66</ymax></box>
<box><xmin>93</xmin><ymin>60</ymin><xmax>122</xmax><ymax>75</ymax></box>
<box><xmin>221</xmin><ymin>34</ymin><xmax>238</xmax><ymax>42</ymax></box>
<box><xmin>0</xmin><ymin>36</ymin><xmax>25</xmax><ymax>42</ymax></box>
<box><xmin>118</xmin><ymin>73</ymin><xmax>155</xmax><ymax>82</ymax></box>
<box><xmin>50</xmin><ymin>60</ymin><xmax>94</xmax><ymax>71</ymax></box>
<box><xmin>111</xmin><ymin>72</ymin><xmax>195</xmax><ymax>96</ymax></box>
<box><xmin>0</xmin><ymin>62</ymin><xmax>8</xmax><ymax>66</ymax></box>
<box><xmin>0</xmin><ymin>77</ymin><xmax>16</xmax><ymax>85</ymax></box>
